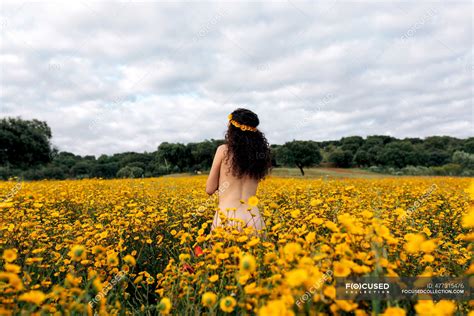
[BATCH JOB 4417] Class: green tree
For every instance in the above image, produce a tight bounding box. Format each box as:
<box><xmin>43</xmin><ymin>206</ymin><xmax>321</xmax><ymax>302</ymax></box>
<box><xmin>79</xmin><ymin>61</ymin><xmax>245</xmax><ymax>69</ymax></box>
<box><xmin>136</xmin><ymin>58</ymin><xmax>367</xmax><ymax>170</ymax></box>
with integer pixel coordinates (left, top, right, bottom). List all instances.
<box><xmin>276</xmin><ymin>141</ymin><xmax>322</xmax><ymax>175</ymax></box>
<box><xmin>425</xmin><ymin>150</ymin><xmax>450</xmax><ymax>166</ymax></box>
<box><xmin>187</xmin><ymin>140</ymin><xmax>221</xmax><ymax>170</ymax></box>
<box><xmin>0</xmin><ymin>117</ymin><xmax>53</xmax><ymax>168</ymax></box>
<box><xmin>377</xmin><ymin>141</ymin><xmax>416</xmax><ymax>168</ymax></box>
<box><xmin>91</xmin><ymin>162</ymin><xmax>119</xmax><ymax>178</ymax></box>
<box><xmin>71</xmin><ymin>161</ymin><xmax>93</xmax><ymax>178</ymax></box>
<box><xmin>353</xmin><ymin>149</ymin><xmax>371</xmax><ymax>167</ymax></box>
<box><xmin>452</xmin><ymin>151</ymin><xmax>474</xmax><ymax>170</ymax></box>
<box><xmin>340</xmin><ymin>136</ymin><xmax>364</xmax><ymax>154</ymax></box>
<box><xmin>462</xmin><ymin>138</ymin><xmax>474</xmax><ymax>154</ymax></box>
<box><xmin>328</xmin><ymin>149</ymin><xmax>354</xmax><ymax>168</ymax></box>
<box><xmin>116</xmin><ymin>166</ymin><xmax>144</xmax><ymax>178</ymax></box>
<box><xmin>156</xmin><ymin>142</ymin><xmax>189</xmax><ymax>172</ymax></box>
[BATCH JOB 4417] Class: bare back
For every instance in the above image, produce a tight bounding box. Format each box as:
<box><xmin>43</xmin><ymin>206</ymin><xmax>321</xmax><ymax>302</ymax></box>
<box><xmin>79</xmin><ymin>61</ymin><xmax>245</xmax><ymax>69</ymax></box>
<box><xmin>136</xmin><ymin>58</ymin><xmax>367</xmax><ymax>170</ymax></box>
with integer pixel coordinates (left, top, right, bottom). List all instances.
<box><xmin>206</xmin><ymin>145</ymin><xmax>265</xmax><ymax>231</ymax></box>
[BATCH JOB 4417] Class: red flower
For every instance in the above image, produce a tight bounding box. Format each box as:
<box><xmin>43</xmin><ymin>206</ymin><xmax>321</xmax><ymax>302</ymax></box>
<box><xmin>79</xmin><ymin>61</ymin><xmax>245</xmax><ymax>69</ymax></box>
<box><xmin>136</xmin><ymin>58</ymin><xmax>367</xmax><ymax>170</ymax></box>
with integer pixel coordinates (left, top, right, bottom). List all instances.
<box><xmin>182</xmin><ymin>263</ymin><xmax>194</xmax><ymax>273</ymax></box>
<box><xmin>194</xmin><ymin>245</ymin><xmax>203</xmax><ymax>257</ymax></box>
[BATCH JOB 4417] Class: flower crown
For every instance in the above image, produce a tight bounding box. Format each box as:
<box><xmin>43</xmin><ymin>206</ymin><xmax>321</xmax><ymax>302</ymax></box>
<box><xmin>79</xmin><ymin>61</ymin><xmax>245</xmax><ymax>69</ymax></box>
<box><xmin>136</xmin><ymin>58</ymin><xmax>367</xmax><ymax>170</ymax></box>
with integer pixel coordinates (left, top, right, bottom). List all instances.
<box><xmin>228</xmin><ymin>114</ymin><xmax>257</xmax><ymax>132</ymax></box>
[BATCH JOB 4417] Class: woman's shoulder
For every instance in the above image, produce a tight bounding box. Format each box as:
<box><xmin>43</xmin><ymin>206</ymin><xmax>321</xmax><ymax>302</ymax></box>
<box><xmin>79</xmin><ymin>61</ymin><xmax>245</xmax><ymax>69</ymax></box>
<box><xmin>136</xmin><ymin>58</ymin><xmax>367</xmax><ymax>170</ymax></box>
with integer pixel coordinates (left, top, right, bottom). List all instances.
<box><xmin>217</xmin><ymin>144</ymin><xmax>228</xmax><ymax>154</ymax></box>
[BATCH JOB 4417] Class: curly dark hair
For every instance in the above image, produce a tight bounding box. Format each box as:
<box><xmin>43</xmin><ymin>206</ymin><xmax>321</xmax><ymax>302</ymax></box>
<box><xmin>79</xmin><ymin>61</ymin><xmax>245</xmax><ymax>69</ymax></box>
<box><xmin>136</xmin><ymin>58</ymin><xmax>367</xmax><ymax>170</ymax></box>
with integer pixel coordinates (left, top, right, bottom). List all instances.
<box><xmin>224</xmin><ymin>108</ymin><xmax>271</xmax><ymax>180</ymax></box>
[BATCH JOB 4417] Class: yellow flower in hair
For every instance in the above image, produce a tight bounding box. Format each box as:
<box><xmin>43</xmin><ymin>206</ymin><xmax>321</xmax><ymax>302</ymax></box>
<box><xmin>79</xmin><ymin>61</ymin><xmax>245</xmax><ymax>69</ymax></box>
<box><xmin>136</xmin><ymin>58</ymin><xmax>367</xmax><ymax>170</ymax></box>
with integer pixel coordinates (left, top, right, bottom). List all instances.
<box><xmin>228</xmin><ymin>113</ymin><xmax>257</xmax><ymax>132</ymax></box>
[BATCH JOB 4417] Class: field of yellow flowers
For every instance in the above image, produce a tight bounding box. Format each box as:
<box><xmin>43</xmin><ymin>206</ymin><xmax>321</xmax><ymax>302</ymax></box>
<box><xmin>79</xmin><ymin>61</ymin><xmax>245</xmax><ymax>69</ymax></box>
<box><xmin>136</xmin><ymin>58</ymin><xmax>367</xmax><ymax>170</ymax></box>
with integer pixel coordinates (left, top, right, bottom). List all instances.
<box><xmin>0</xmin><ymin>176</ymin><xmax>473</xmax><ymax>315</ymax></box>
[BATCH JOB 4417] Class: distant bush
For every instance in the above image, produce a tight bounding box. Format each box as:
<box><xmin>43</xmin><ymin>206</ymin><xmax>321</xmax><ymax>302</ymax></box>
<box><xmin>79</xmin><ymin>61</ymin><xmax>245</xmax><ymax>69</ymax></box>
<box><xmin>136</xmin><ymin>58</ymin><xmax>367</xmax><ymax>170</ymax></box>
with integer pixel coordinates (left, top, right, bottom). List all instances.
<box><xmin>116</xmin><ymin>166</ymin><xmax>144</xmax><ymax>178</ymax></box>
<box><xmin>369</xmin><ymin>163</ymin><xmax>470</xmax><ymax>176</ymax></box>
<box><xmin>452</xmin><ymin>151</ymin><xmax>474</xmax><ymax>169</ymax></box>
<box><xmin>400</xmin><ymin>165</ymin><xmax>431</xmax><ymax>176</ymax></box>
<box><xmin>328</xmin><ymin>149</ymin><xmax>353</xmax><ymax>168</ymax></box>
<box><xmin>430</xmin><ymin>163</ymin><xmax>463</xmax><ymax>176</ymax></box>
<box><xmin>152</xmin><ymin>165</ymin><xmax>170</xmax><ymax>177</ymax></box>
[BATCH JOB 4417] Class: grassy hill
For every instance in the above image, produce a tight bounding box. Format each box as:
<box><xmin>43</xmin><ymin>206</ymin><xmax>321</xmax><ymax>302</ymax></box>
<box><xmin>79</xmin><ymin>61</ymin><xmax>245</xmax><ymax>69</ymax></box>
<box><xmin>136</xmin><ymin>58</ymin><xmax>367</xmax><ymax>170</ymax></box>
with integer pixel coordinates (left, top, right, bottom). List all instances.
<box><xmin>268</xmin><ymin>167</ymin><xmax>387</xmax><ymax>179</ymax></box>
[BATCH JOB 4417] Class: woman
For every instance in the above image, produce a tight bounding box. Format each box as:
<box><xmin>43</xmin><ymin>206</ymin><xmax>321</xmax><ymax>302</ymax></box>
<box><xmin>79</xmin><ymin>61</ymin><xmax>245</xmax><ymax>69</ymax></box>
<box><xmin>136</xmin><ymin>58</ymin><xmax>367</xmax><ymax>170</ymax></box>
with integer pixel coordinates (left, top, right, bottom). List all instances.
<box><xmin>206</xmin><ymin>108</ymin><xmax>272</xmax><ymax>232</ymax></box>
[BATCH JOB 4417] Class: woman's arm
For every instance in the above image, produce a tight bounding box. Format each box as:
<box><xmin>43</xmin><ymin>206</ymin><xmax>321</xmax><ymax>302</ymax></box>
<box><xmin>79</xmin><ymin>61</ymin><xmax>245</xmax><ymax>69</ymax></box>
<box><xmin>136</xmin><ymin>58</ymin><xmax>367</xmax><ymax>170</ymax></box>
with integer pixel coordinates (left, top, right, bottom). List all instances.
<box><xmin>206</xmin><ymin>145</ymin><xmax>225</xmax><ymax>195</ymax></box>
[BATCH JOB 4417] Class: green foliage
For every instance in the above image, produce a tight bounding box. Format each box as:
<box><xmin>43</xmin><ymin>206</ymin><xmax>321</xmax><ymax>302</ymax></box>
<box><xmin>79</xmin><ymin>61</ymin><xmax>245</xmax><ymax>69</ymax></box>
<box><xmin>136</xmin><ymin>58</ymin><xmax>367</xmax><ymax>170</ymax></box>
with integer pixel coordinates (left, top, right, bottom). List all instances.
<box><xmin>377</xmin><ymin>141</ymin><xmax>416</xmax><ymax>168</ymax></box>
<box><xmin>353</xmin><ymin>150</ymin><xmax>371</xmax><ymax>167</ymax></box>
<box><xmin>340</xmin><ymin>136</ymin><xmax>364</xmax><ymax>153</ymax></box>
<box><xmin>463</xmin><ymin>137</ymin><xmax>474</xmax><ymax>153</ymax></box>
<box><xmin>1</xmin><ymin>117</ymin><xmax>472</xmax><ymax>179</ymax></box>
<box><xmin>452</xmin><ymin>151</ymin><xmax>474</xmax><ymax>169</ymax></box>
<box><xmin>328</xmin><ymin>149</ymin><xmax>354</xmax><ymax>168</ymax></box>
<box><xmin>0</xmin><ymin>117</ymin><xmax>53</xmax><ymax>168</ymax></box>
<box><xmin>276</xmin><ymin>141</ymin><xmax>322</xmax><ymax>175</ymax></box>
<box><xmin>116</xmin><ymin>166</ymin><xmax>145</xmax><ymax>178</ymax></box>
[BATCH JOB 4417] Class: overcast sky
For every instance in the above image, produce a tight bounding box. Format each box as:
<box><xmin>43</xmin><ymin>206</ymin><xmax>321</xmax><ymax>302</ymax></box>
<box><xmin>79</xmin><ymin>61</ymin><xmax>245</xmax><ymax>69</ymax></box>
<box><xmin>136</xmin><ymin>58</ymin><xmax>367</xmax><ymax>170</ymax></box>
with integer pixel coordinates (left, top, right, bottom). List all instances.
<box><xmin>0</xmin><ymin>0</ymin><xmax>472</xmax><ymax>156</ymax></box>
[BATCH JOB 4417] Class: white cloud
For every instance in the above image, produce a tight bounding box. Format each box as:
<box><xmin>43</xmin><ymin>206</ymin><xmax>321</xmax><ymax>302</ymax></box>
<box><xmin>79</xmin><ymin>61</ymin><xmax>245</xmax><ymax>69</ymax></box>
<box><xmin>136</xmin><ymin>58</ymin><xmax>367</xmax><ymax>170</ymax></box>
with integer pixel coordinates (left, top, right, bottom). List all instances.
<box><xmin>0</xmin><ymin>0</ymin><xmax>472</xmax><ymax>155</ymax></box>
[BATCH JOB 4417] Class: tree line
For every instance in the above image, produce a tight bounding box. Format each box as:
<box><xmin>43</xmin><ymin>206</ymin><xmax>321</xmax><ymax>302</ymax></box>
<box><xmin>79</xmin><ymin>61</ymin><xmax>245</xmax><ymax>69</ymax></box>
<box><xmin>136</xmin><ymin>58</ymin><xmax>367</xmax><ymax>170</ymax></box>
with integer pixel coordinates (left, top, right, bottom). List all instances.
<box><xmin>0</xmin><ymin>117</ymin><xmax>473</xmax><ymax>180</ymax></box>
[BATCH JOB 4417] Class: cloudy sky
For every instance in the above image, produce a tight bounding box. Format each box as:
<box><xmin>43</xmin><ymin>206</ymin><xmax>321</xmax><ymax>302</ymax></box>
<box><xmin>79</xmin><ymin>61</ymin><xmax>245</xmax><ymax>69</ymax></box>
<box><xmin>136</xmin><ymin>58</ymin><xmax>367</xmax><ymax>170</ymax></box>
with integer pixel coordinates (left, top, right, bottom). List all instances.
<box><xmin>0</xmin><ymin>0</ymin><xmax>472</xmax><ymax>156</ymax></box>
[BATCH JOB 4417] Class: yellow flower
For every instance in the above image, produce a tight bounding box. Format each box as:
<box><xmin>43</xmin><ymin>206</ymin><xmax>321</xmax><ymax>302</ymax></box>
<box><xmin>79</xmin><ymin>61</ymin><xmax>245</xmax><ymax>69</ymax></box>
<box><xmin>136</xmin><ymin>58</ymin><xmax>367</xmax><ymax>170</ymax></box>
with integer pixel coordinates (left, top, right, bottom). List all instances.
<box><xmin>158</xmin><ymin>297</ymin><xmax>172</xmax><ymax>315</ymax></box>
<box><xmin>3</xmin><ymin>249</ymin><xmax>17</xmax><ymax>262</ymax></box>
<box><xmin>283</xmin><ymin>242</ymin><xmax>301</xmax><ymax>261</ymax></box>
<box><xmin>462</xmin><ymin>206</ymin><xmax>474</xmax><ymax>228</ymax></box>
<box><xmin>323</xmin><ymin>286</ymin><xmax>336</xmax><ymax>299</ymax></box>
<box><xmin>92</xmin><ymin>278</ymin><xmax>104</xmax><ymax>292</ymax></box>
<box><xmin>239</xmin><ymin>254</ymin><xmax>257</xmax><ymax>275</ymax></box>
<box><xmin>324</xmin><ymin>220</ymin><xmax>339</xmax><ymax>232</ymax></box>
<box><xmin>381</xmin><ymin>307</ymin><xmax>406</xmax><ymax>316</ymax></box>
<box><xmin>248</xmin><ymin>196</ymin><xmax>259</xmax><ymax>207</ymax></box>
<box><xmin>237</xmin><ymin>235</ymin><xmax>248</xmax><ymax>242</ymax></box>
<box><xmin>227</xmin><ymin>114</ymin><xmax>233</xmax><ymax>120</ymax></box>
<box><xmin>19</xmin><ymin>290</ymin><xmax>46</xmax><ymax>305</ymax></box>
<box><xmin>465</xmin><ymin>180</ymin><xmax>474</xmax><ymax>200</ymax></box>
<box><xmin>414</xmin><ymin>300</ymin><xmax>456</xmax><ymax>316</ymax></box>
<box><xmin>285</xmin><ymin>269</ymin><xmax>308</xmax><ymax>287</ymax></box>
<box><xmin>247</xmin><ymin>237</ymin><xmax>260</xmax><ymax>247</ymax></box>
<box><xmin>4</xmin><ymin>263</ymin><xmax>21</xmax><ymax>274</ymax></box>
<box><xmin>91</xmin><ymin>245</ymin><xmax>106</xmax><ymax>255</ymax></box>
<box><xmin>335</xmin><ymin>300</ymin><xmax>358</xmax><ymax>312</ymax></box>
<box><xmin>258</xmin><ymin>299</ymin><xmax>293</xmax><ymax>316</ymax></box>
<box><xmin>134</xmin><ymin>275</ymin><xmax>143</xmax><ymax>284</ymax></box>
<box><xmin>209</xmin><ymin>274</ymin><xmax>219</xmax><ymax>283</ymax></box>
<box><xmin>434</xmin><ymin>300</ymin><xmax>456</xmax><ymax>316</ymax></box>
<box><xmin>217</xmin><ymin>253</ymin><xmax>229</xmax><ymax>260</ymax></box>
<box><xmin>333</xmin><ymin>261</ymin><xmax>351</xmax><ymax>277</ymax></box>
<box><xmin>107</xmin><ymin>252</ymin><xmax>119</xmax><ymax>266</ymax></box>
<box><xmin>65</xmin><ymin>273</ymin><xmax>82</xmax><ymax>287</ymax></box>
<box><xmin>123</xmin><ymin>254</ymin><xmax>136</xmax><ymax>266</ymax></box>
<box><xmin>0</xmin><ymin>272</ymin><xmax>24</xmax><ymax>291</ymax></box>
<box><xmin>220</xmin><ymin>296</ymin><xmax>236</xmax><ymax>313</ymax></box>
<box><xmin>404</xmin><ymin>233</ymin><xmax>425</xmax><ymax>253</ymax></box>
<box><xmin>179</xmin><ymin>253</ymin><xmax>191</xmax><ymax>262</ymax></box>
<box><xmin>238</xmin><ymin>274</ymin><xmax>250</xmax><ymax>285</ymax></box>
<box><xmin>466</xmin><ymin>263</ymin><xmax>474</xmax><ymax>274</ymax></box>
<box><xmin>264</xmin><ymin>252</ymin><xmax>277</xmax><ymax>265</ymax></box>
<box><xmin>305</xmin><ymin>231</ymin><xmax>316</xmax><ymax>243</ymax></box>
<box><xmin>310</xmin><ymin>198</ymin><xmax>322</xmax><ymax>206</ymax></box>
<box><xmin>290</xmin><ymin>209</ymin><xmax>300</xmax><ymax>218</ymax></box>
<box><xmin>146</xmin><ymin>276</ymin><xmax>155</xmax><ymax>285</ymax></box>
<box><xmin>202</xmin><ymin>292</ymin><xmax>217</xmax><ymax>307</ymax></box>
<box><xmin>420</xmin><ymin>240</ymin><xmax>436</xmax><ymax>253</ymax></box>
<box><xmin>0</xmin><ymin>202</ymin><xmax>14</xmax><ymax>209</ymax></box>
<box><xmin>68</xmin><ymin>245</ymin><xmax>86</xmax><ymax>262</ymax></box>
